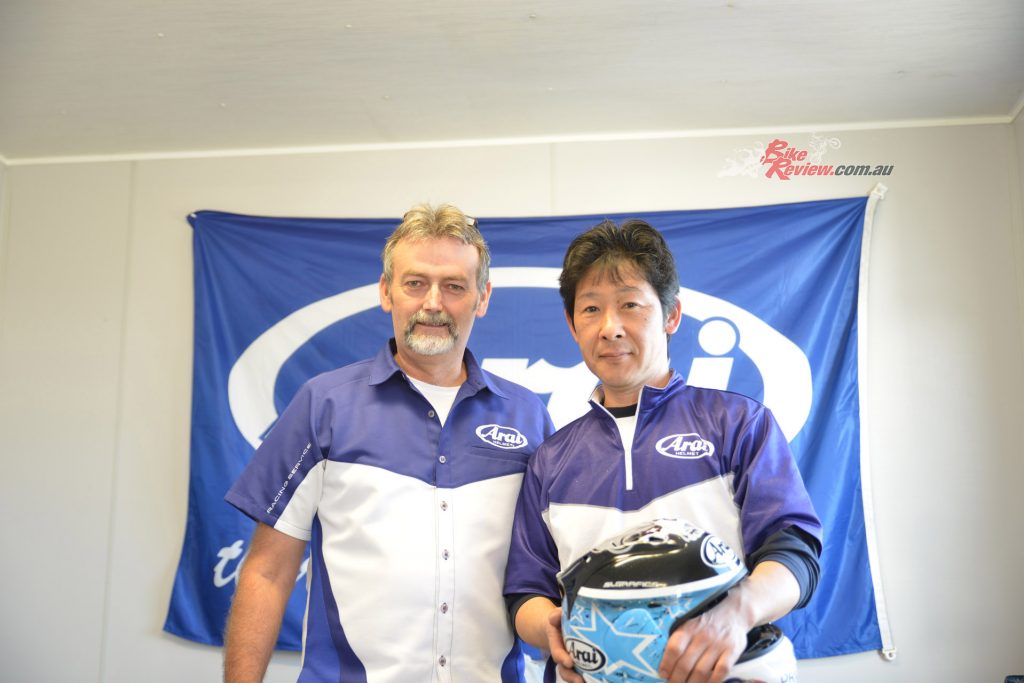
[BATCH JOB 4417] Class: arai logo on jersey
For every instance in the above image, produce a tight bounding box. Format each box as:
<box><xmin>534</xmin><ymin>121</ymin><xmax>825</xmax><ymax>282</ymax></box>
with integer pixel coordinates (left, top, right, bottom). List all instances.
<box><xmin>475</xmin><ymin>424</ymin><xmax>528</xmax><ymax>449</ymax></box>
<box><xmin>566</xmin><ymin>638</ymin><xmax>607</xmax><ymax>672</ymax></box>
<box><xmin>655</xmin><ymin>433</ymin><xmax>715</xmax><ymax>459</ymax></box>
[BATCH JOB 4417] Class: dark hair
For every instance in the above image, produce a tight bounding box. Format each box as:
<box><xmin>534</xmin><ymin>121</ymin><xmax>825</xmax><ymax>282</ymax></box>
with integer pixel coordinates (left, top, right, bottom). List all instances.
<box><xmin>559</xmin><ymin>219</ymin><xmax>680</xmax><ymax>324</ymax></box>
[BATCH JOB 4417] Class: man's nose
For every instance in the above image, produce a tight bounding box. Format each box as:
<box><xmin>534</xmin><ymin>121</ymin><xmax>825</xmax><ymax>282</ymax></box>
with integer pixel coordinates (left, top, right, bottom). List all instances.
<box><xmin>422</xmin><ymin>284</ymin><xmax>443</xmax><ymax>311</ymax></box>
<box><xmin>600</xmin><ymin>310</ymin><xmax>624</xmax><ymax>339</ymax></box>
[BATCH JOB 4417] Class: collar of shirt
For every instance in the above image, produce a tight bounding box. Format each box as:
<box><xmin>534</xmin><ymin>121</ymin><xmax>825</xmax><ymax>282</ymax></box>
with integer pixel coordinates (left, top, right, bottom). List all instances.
<box><xmin>367</xmin><ymin>338</ymin><xmax>510</xmax><ymax>400</ymax></box>
<box><xmin>588</xmin><ymin>370</ymin><xmax>685</xmax><ymax>420</ymax></box>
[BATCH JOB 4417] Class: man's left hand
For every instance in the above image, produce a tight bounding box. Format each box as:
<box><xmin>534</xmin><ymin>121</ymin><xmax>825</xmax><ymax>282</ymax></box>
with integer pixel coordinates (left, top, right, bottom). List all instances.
<box><xmin>656</xmin><ymin>560</ymin><xmax>801</xmax><ymax>683</ymax></box>
<box><xmin>656</xmin><ymin>601</ymin><xmax>748</xmax><ymax>683</ymax></box>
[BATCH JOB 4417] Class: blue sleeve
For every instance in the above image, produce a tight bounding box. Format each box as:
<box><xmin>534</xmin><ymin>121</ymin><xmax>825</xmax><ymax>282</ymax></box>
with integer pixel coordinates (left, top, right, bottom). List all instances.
<box><xmin>543</xmin><ymin>410</ymin><xmax>556</xmax><ymax>440</ymax></box>
<box><xmin>746</xmin><ymin>526</ymin><xmax>822</xmax><ymax>609</ymax></box>
<box><xmin>503</xmin><ymin>448</ymin><xmax>561</xmax><ymax>601</ymax></box>
<box><xmin>224</xmin><ymin>381</ymin><xmax>327</xmax><ymax>530</ymax></box>
<box><xmin>731</xmin><ymin>406</ymin><xmax>823</xmax><ymax>556</ymax></box>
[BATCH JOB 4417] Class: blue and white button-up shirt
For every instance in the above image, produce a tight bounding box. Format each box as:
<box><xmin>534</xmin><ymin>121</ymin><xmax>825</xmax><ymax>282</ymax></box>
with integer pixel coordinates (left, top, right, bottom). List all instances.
<box><xmin>227</xmin><ymin>341</ymin><xmax>554</xmax><ymax>682</ymax></box>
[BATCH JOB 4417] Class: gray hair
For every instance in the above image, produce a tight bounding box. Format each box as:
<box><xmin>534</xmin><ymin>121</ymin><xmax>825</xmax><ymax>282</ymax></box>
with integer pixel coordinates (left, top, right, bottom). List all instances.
<box><xmin>381</xmin><ymin>203</ymin><xmax>490</xmax><ymax>292</ymax></box>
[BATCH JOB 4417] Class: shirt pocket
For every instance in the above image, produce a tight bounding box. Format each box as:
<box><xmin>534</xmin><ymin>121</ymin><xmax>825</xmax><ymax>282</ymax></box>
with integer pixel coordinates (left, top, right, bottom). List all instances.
<box><xmin>462</xmin><ymin>445</ymin><xmax>530</xmax><ymax>479</ymax></box>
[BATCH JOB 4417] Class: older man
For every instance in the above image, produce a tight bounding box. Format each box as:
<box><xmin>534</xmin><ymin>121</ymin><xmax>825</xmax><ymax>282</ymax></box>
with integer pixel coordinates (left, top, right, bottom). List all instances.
<box><xmin>224</xmin><ymin>204</ymin><xmax>553</xmax><ymax>682</ymax></box>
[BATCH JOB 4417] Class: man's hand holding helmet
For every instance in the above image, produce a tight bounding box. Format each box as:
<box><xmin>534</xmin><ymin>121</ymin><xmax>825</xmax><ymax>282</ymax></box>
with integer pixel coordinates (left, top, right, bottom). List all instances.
<box><xmin>554</xmin><ymin>519</ymin><xmax>799</xmax><ymax>683</ymax></box>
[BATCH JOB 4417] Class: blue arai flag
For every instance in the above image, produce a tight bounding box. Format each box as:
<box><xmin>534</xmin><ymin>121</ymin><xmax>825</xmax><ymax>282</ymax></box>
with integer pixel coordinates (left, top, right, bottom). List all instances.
<box><xmin>165</xmin><ymin>194</ymin><xmax>892</xmax><ymax>660</ymax></box>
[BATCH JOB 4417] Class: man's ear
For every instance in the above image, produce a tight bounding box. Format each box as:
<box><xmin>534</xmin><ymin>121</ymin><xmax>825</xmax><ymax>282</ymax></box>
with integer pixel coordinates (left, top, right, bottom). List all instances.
<box><xmin>564</xmin><ymin>309</ymin><xmax>580</xmax><ymax>344</ymax></box>
<box><xmin>379</xmin><ymin>274</ymin><xmax>392</xmax><ymax>313</ymax></box>
<box><xmin>475</xmin><ymin>281</ymin><xmax>493</xmax><ymax>318</ymax></box>
<box><xmin>664</xmin><ymin>296</ymin><xmax>682</xmax><ymax>334</ymax></box>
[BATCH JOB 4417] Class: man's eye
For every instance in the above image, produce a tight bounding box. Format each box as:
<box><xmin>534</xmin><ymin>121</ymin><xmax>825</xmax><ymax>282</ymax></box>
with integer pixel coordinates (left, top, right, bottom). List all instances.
<box><xmin>447</xmin><ymin>283</ymin><xmax>466</xmax><ymax>292</ymax></box>
<box><xmin>581</xmin><ymin>305</ymin><xmax>599</xmax><ymax>314</ymax></box>
<box><xmin>405</xmin><ymin>280</ymin><xmax>423</xmax><ymax>288</ymax></box>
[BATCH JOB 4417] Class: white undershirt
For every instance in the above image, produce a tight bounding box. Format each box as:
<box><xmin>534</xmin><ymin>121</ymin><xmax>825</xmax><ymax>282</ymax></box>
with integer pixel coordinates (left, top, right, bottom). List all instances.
<box><xmin>591</xmin><ymin>386</ymin><xmax>642</xmax><ymax>492</ymax></box>
<box><xmin>613</xmin><ymin>414</ymin><xmax>638</xmax><ymax>491</ymax></box>
<box><xmin>408</xmin><ymin>377</ymin><xmax>461</xmax><ymax>426</ymax></box>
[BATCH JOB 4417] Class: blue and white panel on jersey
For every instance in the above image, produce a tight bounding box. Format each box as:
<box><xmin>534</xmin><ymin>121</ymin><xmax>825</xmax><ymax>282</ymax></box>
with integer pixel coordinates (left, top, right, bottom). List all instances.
<box><xmin>544</xmin><ymin>475</ymin><xmax>744</xmax><ymax>570</ymax></box>
<box><xmin>272</xmin><ymin>461</ymin><xmax>324</xmax><ymax>541</ymax></box>
<box><xmin>316</xmin><ymin>463</ymin><xmax>440</xmax><ymax>682</ymax></box>
<box><xmin>313</xmin><ymin>461</ymin><xmax>525</xmax><ymax>683</ymax></box>
<box><xmin>450</xmin><ymin>471</ymin><xmax>526</xmax><ymax>680</ymax></box>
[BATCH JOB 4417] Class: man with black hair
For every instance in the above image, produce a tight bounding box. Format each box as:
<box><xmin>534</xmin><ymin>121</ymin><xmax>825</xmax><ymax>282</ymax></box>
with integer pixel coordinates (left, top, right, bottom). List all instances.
<box><xmin>504</xmin><ymin>219</ymin><xmax>822</xmax><ymax>683</ymax></box>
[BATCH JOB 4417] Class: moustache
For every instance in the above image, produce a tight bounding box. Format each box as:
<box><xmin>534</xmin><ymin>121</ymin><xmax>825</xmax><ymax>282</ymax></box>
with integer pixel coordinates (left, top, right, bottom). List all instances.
<box><xmin>406</xmin><ymin>311</ymin><xmax>457</xmax><ymax>335</ymax></box>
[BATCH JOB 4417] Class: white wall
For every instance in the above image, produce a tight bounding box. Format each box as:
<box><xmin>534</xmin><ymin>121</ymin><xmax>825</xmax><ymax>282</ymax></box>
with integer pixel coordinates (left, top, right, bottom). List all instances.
<box><xmin>1014</xmin><ymin>111</ymin><xmax>1024</xmax><ymax>330</ymax></box>
<box><xmin>0</xmin><ymin>162</ymin><xmax>134</xmax><ymax>680</ymax></box>
<box><xmin>0</xmin><ymin>157</ymin><xmax>8</xmax><ymax>299</ymax></box>
<box><xmin>1</xmin><ymin>123</ymin><xmax>1023</xmax><ymax>682</ymax></box>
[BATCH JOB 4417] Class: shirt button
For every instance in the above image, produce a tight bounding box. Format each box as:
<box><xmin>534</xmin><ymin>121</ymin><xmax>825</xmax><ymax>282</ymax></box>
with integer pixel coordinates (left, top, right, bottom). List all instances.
<box><xmin>440</xmin><ymin>501</ymin><xmax>448</xmax><ymax>511</ymax></box>
<box><xmin>439</xmin><ymin>655</ymin><xmax>447</xmax><ymax>667</ymax></box>
<box><xmin>438</xmin><ymin>455</ymin><xmax>447</xmax><ymax>464</ymax></box>
<box><xmin>442</xmin><ymin>549</ymin><xmax>450</xmax><ymax>560</ymax></box>
<box><xmin>441</xmin><ymin>602</ymin><xmax>449</xmax><ymax>613</ymax></box>
<box><xmin>427</xmin><ymin>410</ymin><xmax>435</xmax><ymax>418</ymax></box>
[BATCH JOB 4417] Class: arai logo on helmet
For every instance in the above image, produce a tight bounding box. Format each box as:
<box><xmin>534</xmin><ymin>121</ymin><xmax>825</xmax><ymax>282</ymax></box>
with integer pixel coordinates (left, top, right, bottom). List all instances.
<box><xmin>656</xmin><ymin>433</ymin><xmax>715</xmax><ymax>459</ymax></box>
<box><xmin>701</xmin><ymin>535</ymin><xmax>738</xmax><ymax>567</ymax></box>
<box><xmin>566</xmin><ymin>638</ymin><xmax>607</xmax><ymax>672</ymax></box>
<box><xmin>475</xmin><ymin>424</ymin><xmax>528</xmax><ymax>449</ymax></box>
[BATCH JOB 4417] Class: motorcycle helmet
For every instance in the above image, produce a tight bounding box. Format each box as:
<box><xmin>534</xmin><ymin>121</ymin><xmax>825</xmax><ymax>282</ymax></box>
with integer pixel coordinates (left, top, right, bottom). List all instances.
<box><xmin>558</xmin><ymin>518</ymin><xmax>797</xmax><ymax>683</ymax></box>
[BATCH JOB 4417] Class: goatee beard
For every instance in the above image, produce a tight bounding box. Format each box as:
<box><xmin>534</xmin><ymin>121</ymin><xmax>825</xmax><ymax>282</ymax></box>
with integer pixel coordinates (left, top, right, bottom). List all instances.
<box><xmin>404</xmin><ymin>311</ymin><xmax>458</xmax><ymax>356</ymax></box>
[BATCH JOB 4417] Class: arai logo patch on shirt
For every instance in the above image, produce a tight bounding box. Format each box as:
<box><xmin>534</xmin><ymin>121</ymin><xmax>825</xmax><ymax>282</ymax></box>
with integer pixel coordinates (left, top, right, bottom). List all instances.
<box><xmin>655</xmin><ymin>433</ymin><xmax>715</xmax><ymax>459</ymax></box>
<box><xmin>475</xmin><ymin>424</ymin><xmax>528</xmax><ymax>450</ymax></box>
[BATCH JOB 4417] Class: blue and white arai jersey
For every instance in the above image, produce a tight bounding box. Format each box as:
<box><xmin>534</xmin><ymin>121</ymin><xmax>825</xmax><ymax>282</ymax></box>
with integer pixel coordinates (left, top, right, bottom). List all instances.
<box><xmin>227</xmin><ymin>341</ymin><xmax>554</xmax><ymax>683</ymax></box>
<box><xmin>504</xmin><ymin>371</ymin><xmax>822</xmax><ymax>604</ymax></box>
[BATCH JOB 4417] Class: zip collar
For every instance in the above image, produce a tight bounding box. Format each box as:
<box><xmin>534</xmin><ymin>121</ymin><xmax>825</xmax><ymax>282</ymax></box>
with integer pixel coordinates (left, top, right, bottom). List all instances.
<box><xmin>588</xmin><ymin>370</ymin><xmax>686</xmax><ymax>420</ymax></box>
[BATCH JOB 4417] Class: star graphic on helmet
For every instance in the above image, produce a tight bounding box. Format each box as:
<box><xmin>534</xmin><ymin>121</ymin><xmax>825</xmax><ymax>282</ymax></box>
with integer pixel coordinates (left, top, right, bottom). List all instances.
<box><xmin>566</xmin><ymin>603</ymin><xmax>661</xmax><ymax>679</ymax></box>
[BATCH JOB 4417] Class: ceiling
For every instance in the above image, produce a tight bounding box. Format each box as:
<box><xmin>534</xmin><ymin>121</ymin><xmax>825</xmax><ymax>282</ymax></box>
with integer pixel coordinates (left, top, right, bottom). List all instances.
<box><xmin>1</xmin><ymin>0</ymin><xmax>1023</xmax><ymax>161</ymax></box>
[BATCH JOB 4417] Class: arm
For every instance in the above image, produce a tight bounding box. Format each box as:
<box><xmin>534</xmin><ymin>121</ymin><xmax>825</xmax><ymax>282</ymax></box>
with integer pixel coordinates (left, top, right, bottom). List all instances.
<box><xmin>655</xmin><ymin>405</ymin><xmax>821</xmax><ymax>682</ymax></box>
<box><xmin>514</xmin><ymin>596</ymin><xmax>583</xmax><ymax>683</ymax></box>
<box><xmin>657</xmin><ymin>560</ymin><xmax>800</xmax><ymax>683</ymax></box>
<box><xmin>223</xmin><ymin>523</ymin><xmax>308</xmax><ymax>683</ymax></box>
